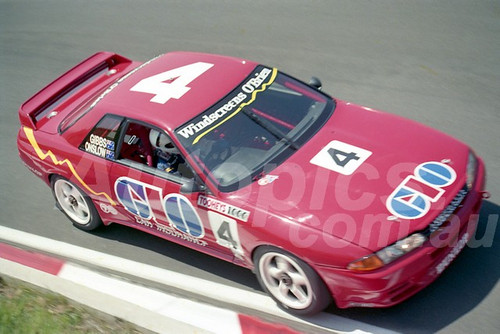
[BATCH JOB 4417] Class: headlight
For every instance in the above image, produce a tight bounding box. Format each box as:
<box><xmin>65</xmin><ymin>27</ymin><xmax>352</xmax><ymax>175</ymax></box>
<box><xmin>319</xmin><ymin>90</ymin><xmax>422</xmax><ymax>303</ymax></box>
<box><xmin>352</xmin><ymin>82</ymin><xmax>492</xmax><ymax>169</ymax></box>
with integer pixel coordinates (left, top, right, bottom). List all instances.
<box><xmin>347</xmin><ymin>233</ymin><xmax>427</xmax><ymax>272</ymax></box>
<box><xmin>466</xmin><ymin>151</ymin><xmax>477</xmax><ymax>190</ymax></box>
<box><xmin>376</xmin><ymin>233</ymin><xmax>427</xmax><ymax>264</ymax></box>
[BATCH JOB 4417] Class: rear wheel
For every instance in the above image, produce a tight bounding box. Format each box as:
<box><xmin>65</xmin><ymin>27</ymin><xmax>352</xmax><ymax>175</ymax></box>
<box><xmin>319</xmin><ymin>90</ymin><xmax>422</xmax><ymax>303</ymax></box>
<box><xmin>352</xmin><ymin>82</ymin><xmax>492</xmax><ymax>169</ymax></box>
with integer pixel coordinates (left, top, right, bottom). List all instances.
<box><xmin>51</xmin><ymin>176</ymin><xmax>103</xmax><ymax>231</ymax></box>
<box><xmin>254</xmin><ymin>246</ymin><xmax>332</xmax><ymax>315</ymax></box>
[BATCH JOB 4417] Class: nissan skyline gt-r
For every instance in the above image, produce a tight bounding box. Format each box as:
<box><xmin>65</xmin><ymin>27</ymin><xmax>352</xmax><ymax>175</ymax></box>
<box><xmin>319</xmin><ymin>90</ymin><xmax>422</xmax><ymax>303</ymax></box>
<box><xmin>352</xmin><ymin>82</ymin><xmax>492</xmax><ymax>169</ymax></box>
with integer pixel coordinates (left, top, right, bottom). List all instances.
<box><xmin>17</xmin><ymin>51</ymin><xmax>488</xmax><ymax>315</ymax></box>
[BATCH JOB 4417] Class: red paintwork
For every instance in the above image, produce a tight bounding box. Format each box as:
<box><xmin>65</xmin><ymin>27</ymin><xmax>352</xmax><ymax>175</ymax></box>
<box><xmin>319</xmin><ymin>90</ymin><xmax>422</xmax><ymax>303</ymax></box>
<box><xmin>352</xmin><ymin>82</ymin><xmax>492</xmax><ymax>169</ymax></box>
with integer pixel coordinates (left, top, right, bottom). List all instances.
<box><xmin>101</xmin><ymin>52</ymin><xmax>258</xmax><ymax>132</ymax></box>
<box><xmin>233</xmin><ymin>101</ymin><xmax>471</xmax><ymax>252</ymax></box>
<box><xmin>17</xmin><ymin>51</ymin><xmax>487</xmax><ymax>309</ymax></box>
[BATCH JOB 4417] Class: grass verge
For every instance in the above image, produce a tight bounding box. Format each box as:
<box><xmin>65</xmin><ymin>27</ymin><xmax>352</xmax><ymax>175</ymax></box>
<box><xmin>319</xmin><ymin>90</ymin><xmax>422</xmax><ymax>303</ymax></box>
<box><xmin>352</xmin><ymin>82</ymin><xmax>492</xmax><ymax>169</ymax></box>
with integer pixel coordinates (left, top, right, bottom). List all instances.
<box><xmin>0</xmin><ymin>276</ymin><xmax>147</xmax><ymax>334</ymax></box>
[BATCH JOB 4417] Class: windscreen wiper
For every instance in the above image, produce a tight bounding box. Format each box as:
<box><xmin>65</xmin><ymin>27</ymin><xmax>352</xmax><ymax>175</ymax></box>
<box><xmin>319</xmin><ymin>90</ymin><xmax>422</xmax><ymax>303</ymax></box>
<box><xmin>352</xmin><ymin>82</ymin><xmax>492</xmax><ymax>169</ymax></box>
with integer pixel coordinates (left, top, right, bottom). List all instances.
<box><xmin>242</xmin><ymin>108</ymin><xmax>299</xmax><ymax>150</ymax></box>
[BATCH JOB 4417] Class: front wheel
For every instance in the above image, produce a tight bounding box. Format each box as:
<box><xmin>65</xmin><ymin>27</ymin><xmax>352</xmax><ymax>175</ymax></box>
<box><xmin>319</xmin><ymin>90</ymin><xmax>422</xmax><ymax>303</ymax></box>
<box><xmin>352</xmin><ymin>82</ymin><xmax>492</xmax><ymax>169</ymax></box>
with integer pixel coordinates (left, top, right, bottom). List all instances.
<box><xmin>254</xmin><ymin>246</ymin><xmax>332</xmax><ymax>315</ymax></box>
<box><xmin>51</xmin><ymin>176</ymin><xmax>103</xmax><ymax>231</ymax></box>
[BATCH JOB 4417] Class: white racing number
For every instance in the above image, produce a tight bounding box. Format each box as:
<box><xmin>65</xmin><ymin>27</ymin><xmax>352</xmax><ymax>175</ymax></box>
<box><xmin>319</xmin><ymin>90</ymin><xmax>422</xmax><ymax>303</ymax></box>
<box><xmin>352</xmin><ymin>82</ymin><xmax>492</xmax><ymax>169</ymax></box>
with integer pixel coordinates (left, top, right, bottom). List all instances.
<box><xmin>310</xmin><ymin>140</ymin><xmax>372</xmax><ymax>175</ymax></box>
<box><xmin>130</xmin><ymin>62</ymin><xmax>214</xmax><ymax>104</ymax></box>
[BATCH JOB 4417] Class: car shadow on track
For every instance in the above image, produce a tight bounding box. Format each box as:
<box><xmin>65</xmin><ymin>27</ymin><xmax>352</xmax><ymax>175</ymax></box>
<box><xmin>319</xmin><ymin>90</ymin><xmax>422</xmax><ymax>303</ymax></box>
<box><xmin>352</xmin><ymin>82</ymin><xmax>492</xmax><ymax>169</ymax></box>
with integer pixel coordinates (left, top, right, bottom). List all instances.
<box><xmin>90</xmin><ymin>220</ymin><xmax>262</xmax><ymax>291</ymax></box>
<box><xmin>327</xmin><ymin>200</ymin><xmax>500</xmax><ymax>334</ymax></box>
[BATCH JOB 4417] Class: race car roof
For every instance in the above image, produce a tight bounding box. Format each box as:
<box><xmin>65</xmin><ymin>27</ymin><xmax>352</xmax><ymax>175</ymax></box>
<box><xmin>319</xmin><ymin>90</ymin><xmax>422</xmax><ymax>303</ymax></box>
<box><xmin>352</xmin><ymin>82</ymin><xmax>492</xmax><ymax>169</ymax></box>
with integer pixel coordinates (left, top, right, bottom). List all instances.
<box><xmin>96</xmin><ymin>52</ymin><xmax>259</xmax><ymax>132</ymax></box>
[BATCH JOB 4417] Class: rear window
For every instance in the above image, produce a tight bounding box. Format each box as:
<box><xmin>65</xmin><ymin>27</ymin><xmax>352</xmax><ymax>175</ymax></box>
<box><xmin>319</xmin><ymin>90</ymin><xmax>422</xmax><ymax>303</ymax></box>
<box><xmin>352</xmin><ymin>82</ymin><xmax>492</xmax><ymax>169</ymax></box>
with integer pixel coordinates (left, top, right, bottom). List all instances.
<box><xmin>58</xmin><ymin>86</ymin><xmax>108</xmax><ymax>133</ymax></box>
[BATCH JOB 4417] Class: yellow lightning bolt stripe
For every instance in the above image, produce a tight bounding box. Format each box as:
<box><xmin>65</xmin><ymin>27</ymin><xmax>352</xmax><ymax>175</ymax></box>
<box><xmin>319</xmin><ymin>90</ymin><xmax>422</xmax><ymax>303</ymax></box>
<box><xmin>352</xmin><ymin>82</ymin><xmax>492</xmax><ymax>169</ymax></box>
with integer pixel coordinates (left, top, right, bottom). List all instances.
<box><xmin>192</xmin><ymin>67</ymin><xmax>278</xmax><ymax>145</ymax></box>
<box><xmin>23</xmin><ymin>126</ymin><xmax>117</xmax><ymax>206</ymax></box>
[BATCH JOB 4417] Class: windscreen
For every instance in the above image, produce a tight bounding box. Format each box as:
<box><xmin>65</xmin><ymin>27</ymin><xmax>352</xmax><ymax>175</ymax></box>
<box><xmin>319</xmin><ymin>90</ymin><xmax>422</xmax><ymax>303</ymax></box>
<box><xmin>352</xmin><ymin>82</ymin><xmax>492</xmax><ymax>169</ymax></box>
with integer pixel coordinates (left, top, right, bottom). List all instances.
<box><xmin>175</xmin><ymin>65</ymin><xmax>334</xmax><ymax>192</ymax></box>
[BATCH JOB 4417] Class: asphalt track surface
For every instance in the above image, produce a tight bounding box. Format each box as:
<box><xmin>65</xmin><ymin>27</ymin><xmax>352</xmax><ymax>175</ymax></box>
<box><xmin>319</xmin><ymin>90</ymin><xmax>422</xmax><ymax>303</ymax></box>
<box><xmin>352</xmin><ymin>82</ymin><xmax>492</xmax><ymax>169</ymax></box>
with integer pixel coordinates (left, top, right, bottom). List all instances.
<box><xmin>1</xmin><ymin>1</ymin><xmax>499</xmax><ymax>333</ymax></box>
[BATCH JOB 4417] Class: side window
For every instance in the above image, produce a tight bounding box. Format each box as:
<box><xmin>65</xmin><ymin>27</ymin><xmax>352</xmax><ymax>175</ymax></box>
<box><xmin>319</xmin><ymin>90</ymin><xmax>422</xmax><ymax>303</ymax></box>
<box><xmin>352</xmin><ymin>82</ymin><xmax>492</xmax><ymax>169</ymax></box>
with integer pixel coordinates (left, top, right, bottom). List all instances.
<box><xmin>79</xmin><ymin>115</ymin><xmax>123</xmax><ymax>160</ymax></box>
<box><xmin>118</xmin><ymin>121</ymin><xmax>194</xmax><ymax>180</ymax></box>
<box><xmin>118</xmin><ymin>121</ymin><xmax>154</xmax><ymax>166</ymax></box>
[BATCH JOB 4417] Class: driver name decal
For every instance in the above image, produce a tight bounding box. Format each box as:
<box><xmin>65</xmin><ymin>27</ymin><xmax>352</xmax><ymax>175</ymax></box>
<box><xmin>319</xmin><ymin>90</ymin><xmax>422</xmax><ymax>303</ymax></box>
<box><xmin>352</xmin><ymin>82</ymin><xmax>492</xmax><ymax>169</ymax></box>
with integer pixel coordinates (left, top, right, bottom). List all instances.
<box><xmin>84</xmin><ymin>134</ymin><xmax>115</xmax><ymax>159</ymax></box>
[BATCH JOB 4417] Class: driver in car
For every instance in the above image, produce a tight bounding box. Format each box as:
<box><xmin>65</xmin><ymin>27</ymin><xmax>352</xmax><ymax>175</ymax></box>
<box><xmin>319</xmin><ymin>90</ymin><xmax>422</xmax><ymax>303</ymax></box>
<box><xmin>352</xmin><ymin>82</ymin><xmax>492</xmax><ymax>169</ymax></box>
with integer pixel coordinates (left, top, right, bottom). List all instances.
<box><xmin>149</xmin><ymin>129</ymin><xmax>184</xmax><ymax>174</ymax></box>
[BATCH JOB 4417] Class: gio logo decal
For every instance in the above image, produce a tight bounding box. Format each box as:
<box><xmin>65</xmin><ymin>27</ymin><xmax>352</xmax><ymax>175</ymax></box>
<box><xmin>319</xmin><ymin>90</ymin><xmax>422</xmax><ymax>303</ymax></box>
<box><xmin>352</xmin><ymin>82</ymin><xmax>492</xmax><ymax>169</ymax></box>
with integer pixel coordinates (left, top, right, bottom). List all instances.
<box><xmin>164</xmin><ymin>195</ymin><xmax>204</xmax><ymax>237</ymax></box>
<box><xmin>115</xmin><ymin>178</ymin><xmax>154</xmax><ymax>219</ymax></box>
<box><xmin>115</xmin><ymin>177</ymin><xmax>204</xmax><ymax>238</ymax></box>
<box><xmin>387</xmin><ymin>161</ymin><xmax>457</xmax><ymax>219</ymax></box>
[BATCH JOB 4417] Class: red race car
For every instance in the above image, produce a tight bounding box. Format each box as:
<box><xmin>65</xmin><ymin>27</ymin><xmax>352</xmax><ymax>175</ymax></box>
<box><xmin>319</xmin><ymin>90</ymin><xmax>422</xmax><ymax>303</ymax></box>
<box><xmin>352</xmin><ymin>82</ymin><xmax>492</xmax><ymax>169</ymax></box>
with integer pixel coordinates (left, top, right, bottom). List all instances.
<box><xmin>17</xmin><ymin>51</ymin><xmax>487</xmax><ymax>315</ymax></box>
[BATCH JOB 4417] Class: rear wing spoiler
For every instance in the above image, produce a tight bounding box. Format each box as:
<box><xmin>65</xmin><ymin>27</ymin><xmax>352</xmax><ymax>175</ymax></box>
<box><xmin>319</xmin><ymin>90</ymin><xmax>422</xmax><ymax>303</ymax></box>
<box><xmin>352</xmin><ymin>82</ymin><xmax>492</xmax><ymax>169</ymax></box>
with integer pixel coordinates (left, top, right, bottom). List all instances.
<box><xmin>19</xmin><ymin>52</ymin><xmax>131</xmax><ymax>129</ymax></box>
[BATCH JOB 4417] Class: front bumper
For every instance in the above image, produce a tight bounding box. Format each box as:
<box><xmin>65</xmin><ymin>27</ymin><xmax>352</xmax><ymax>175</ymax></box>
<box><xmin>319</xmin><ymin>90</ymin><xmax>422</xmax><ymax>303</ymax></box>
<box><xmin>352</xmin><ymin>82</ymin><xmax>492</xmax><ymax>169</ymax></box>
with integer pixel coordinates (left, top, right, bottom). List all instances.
<box><xmin>320</xmin><ymin>158</ymin><xmax>486</xmax><ymax>308</ymax></box>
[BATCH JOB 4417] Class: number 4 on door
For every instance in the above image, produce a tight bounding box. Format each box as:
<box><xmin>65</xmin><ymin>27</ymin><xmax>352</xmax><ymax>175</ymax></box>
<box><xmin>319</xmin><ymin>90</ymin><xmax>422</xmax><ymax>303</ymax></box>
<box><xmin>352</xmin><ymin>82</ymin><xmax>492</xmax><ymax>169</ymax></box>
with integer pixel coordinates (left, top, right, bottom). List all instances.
<box><xmin>207</xmin><ymin>211</ymin><xmax>243</xmax><ymax>254</ymax></box>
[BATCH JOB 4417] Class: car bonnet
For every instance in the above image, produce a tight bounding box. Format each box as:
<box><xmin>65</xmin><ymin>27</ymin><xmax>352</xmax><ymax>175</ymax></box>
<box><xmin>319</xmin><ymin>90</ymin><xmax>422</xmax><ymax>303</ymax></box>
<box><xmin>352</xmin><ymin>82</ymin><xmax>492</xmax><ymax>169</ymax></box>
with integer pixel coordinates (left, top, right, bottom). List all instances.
<box><xmin>236</xmin><ymin>100</ymin><xmax>470</xmax><ymax>252</ymax></box>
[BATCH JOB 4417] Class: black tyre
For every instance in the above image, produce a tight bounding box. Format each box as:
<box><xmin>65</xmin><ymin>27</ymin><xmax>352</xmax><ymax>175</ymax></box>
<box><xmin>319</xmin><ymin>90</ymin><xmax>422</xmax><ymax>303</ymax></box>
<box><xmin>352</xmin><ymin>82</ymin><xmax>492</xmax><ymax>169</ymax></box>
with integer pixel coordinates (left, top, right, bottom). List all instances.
<box><xmin>254</xmin><ymin>246</ymin><xmax>332</xmax><ymax>315</ymax></box>
<box><xmin>51</xmin><ymin>176</ymin><xmax>103</xmax><ymax>231</ymax></box>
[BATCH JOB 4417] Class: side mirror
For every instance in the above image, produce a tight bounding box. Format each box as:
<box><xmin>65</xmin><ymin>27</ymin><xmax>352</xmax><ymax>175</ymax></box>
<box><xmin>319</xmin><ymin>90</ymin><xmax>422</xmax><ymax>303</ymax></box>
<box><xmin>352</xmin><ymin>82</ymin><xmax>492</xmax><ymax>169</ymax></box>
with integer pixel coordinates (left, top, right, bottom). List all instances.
<box><xmin>180</xmin><ymin>179</ymin><xmax>206</xmax><ymax>194</ymax></box>
<box><xmin>308</xmin><ymin>77</ymin><xmax>322</xmax><ymax>90</ymax></box>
